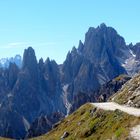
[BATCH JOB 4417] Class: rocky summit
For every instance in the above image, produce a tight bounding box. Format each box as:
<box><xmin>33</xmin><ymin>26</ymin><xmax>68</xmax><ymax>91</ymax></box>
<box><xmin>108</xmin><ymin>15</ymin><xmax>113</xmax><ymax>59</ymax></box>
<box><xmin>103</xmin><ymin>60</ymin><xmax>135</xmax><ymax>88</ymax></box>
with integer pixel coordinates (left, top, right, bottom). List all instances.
<box><xmin>0</xmin><ymin>23</ymin><xmax>140</xmax><ymax>139</ymax></box>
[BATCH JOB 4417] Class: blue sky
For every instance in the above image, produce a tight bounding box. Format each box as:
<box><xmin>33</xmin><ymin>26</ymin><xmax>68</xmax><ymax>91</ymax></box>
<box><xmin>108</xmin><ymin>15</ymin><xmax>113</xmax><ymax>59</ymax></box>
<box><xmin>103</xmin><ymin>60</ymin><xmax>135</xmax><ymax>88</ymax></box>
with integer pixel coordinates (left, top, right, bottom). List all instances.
<box><xmin>0</xmin><ymin>0</ymin><xmax>140</xmax><ymax>64</ymax></box>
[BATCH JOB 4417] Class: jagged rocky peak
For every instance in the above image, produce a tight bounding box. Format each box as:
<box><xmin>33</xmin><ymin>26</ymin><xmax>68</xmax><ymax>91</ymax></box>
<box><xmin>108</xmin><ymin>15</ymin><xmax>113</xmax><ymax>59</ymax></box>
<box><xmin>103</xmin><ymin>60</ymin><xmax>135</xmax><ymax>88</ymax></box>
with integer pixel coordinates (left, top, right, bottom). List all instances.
<box><xmin>44</xmin><ymin>57</ymin><xmax>60</xmax><ymax>81</ymax></box>
<box><xmin>85</xmin><ymin>23</ymin><xmax>107</xmax><ymax>38</ymax></box>
<box><xmin>71</xmin><ymin>46</ymin><xmax>78</xmax><ymax>56</ymax></box>
<box><xmin>99</xmin><ymin>22</ymin><xmax>107</xmax><ymax>28</ymax></box>
<box><xmin>39</xmin><ymin>58</ymin><xmax>44</xmax><ymax>65</ymax></box>
<box><xmin>26</xmin><ymin>115</ymin><xmax>52</xmax><ymax>138</ymax></box>
<box><xmin>44</xmin><ymin>58</ymin><xmax>59</xmax><ymax>77</ymax></box>
<box><xmin>44</xmin><ymin>58</ymin><xmax>58</xmax><ymax>71</ymax></box>
<box><xmin>61</xmin><ymin>23</ymin><xmax>131</xmax><ymax>114</ymax></box>
<box><xmin>45</xmin><ymin>57</ymin><xmax>51</xmax><ymax>65</ymax></box>
<box><xmin>22</xmin><ymin>47</ymin><xmax>38</xmax><ymax>70</ymax></box>
<box><xmin>8</xmin><ymin>62</ymin><xmax>19</xmax><ymax>89</ymax></box>
<box><xmin>38</xmin><ymin>58</ymin><xmax>44</xmax><ymax>67</ymax></box>
<box><xmin>71</xmin><ymin>46</ymin><xmax>77</xmax><ymax>53</ymax></box>
<box><xmin>22</xmin><ymin>47</ymin><xmax>39</xmax><ymax>86</ymax></box>
<box><xmin>84</xmin><ymin>23</ymin><xmax>131</xmax><ymax>64</ymax></box>
<box><xmin>77</xmin><ymin>40</ymin><xmax>84</xmax><ymax>52</ymax></box>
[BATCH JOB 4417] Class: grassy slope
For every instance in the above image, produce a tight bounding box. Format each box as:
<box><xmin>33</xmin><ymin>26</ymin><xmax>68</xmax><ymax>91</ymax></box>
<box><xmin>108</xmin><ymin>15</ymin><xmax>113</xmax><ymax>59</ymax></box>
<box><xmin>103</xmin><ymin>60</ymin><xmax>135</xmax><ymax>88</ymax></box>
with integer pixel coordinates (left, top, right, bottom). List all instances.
<box><xmin>31</xmin><ymin>103</ymin><xmax>140</xmax><ymax>140</ymax></box>
<box><xmin>0</xmin><ymin>138</ymin><xmax>11</xmax><ymax>140</ymax></box>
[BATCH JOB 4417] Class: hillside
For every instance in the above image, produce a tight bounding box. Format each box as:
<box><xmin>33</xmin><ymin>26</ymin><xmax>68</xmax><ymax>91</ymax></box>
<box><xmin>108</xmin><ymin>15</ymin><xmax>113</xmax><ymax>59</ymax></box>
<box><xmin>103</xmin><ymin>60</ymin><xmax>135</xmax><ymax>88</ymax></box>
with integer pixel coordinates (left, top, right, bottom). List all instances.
<box><xmin>31</xmin><ymin>103</ymin><xmax>140</xmax><ymax>140</ymax></box>
<box><xmin>111</xmin><ymin>72</ymin><xmax>140</xmax><ymax>107</ymax></box>
<box><xmin>0</xmin><ymin>138</ymin><xmax>11</xmax><ymax>140</ymax></box>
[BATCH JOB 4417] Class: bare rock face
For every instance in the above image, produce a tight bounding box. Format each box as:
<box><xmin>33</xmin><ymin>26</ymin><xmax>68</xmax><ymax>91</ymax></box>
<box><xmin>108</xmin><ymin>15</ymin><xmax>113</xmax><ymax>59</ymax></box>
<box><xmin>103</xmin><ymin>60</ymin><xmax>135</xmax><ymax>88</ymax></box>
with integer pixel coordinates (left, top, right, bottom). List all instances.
<box><xmin>121</xmin><ymin>42</ymin><xmax>140</xmax><ymax>75</ymax></box>
<box><xmin>126</xmin><ymin>43</ymin><xmax>140</xmax><ymax>75</ymax></box>
<box><xmin>22</xmin><ymin>47</ymin><xmax>39</xmax><ymax>86</ymax></box>
<box><xmin>96</xmin><ymin>75</ymin><xmax>131</xmax><ymax>102</ymax></box>
<box><xmin>130</xmin><ymin>43</ymin><xmax>140</xmax><ymax>60</ymax></box>
<box><xmin>8</xmin><ymin>63</ymin><xmax>19</xmax><ymax>89</ymax></box>
<box><xmin>26</xmin><ymin>115</ymin><xmax>52</xmax><ymax>138</ymax></box>
<box><xmin>62</xmin><ymin>23</ymin><xmax>129</xmax><ymax>114</ymax></box>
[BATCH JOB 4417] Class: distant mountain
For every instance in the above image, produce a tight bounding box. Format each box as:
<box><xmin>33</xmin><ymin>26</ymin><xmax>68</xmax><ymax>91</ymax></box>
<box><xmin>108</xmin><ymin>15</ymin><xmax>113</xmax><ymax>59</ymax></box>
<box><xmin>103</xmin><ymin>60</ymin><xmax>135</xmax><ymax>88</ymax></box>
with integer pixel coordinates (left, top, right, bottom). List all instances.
<box><xmin>0</xmin><ymin>23</ymin><xmax>140</xmax><ymax>139</ymax></box>
<box><xmin>0</xmin><ymin>55</ymin><xmax>22</xmax><ymax>68</ymax></box>
<box><xmin>0</xmin><ymin>47</ymin><xmax>66</xmax><ymax>139</ymax></box>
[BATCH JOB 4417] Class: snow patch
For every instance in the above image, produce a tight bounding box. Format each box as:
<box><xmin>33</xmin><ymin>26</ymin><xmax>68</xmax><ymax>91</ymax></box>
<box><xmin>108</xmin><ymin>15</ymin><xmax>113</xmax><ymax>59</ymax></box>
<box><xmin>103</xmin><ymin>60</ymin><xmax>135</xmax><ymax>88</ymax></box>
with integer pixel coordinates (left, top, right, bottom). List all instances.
<box><xmin>63</xmin><ymin>84</ymin><xmax>72</xmax><ymax>116</ymax></box>
<box><xmin>22</xmin><ymin>117</ymin><xmax>30</xmax><ymax>131</ymax></box>
<box><xmin>129</xmin><ymin>49</ymin><xmax>136</xmax><ymax>57</ymax></box>
<box><xmin>130</xmin><ymin>125</ymin><xmax>140</xmax><ymax>140</ymax></box>
<box><xmin>97</xmin><ymin>73</ymin><xmax>107</xmax><ymax>85</ymax></box>
<box><xmin>7</xmin><ymin>93</ymin><xmax>13</xmax><ymax>98</ymax></box>
<box><xmin>121</xmin><ymin>49</ymin><xmax>137</xmax><ymax>75</ymax></box>
<box><xmin>0</xmin><ymin>58</ymin><xmax>7</xmax><ymax>65</ymax></box>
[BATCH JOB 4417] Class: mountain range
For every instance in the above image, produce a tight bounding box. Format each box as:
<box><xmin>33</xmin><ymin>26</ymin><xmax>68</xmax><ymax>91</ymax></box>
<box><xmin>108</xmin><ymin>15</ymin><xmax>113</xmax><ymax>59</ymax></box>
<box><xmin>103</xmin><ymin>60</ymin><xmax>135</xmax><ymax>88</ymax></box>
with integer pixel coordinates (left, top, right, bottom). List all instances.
<box><xmin>0</xmin><ymin>23</ymin><xmax>140</xmax><ymax>139</ymax></box>
<box><xmin>0</xmin><ymin>55</ymin><xmax>22</xmax><ymax>68</ymax></box>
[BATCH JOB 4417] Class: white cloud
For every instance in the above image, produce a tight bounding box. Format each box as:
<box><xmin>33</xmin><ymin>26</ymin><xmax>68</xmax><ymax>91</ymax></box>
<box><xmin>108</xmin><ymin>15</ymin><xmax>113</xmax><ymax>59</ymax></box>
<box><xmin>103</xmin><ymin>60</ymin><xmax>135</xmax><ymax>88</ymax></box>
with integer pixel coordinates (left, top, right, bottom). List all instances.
<box><xmin>0</xmin><ymin>41</ymin><xmax>57</xmax><ymax>49</ymax></box>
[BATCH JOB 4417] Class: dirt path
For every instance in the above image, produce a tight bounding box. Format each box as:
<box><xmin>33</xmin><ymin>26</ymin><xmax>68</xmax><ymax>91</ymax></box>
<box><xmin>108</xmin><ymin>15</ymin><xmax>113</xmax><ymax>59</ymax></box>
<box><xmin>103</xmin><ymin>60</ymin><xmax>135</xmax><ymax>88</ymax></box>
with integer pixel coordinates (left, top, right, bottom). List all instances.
<box><xmin>91</xmin><ymin>102</ymin><xmax>140</xmax><ymax>140</ymax></box>
<box><xmin>91</xmin><ymin>102</ymin><xmax>140</xmax><ymax>117</ymax></box>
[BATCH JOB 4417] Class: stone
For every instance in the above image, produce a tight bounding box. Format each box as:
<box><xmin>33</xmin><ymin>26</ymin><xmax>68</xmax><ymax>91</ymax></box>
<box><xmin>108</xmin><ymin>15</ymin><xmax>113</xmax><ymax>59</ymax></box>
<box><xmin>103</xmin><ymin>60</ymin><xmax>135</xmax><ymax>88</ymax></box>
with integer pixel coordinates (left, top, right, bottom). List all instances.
<box><xmin>61</xmin><ymin>131</ymin><xmax>69</xmax><ymax>139</ymax></box>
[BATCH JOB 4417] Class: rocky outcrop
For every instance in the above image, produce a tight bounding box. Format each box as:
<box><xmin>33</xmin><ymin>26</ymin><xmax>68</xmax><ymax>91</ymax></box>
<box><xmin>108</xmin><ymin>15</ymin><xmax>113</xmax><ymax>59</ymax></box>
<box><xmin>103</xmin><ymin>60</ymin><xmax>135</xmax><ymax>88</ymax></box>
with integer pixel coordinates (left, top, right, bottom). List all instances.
<box><xmin>96</xmin><ymin>74</ymin><xmax>131</xmax><ymax>102</ymax></box>
<box><xmin>26</xmin><ymin>115</ymin><xmax>52</xmax><ymax>138</ymax></box>
<box><xmin>111</xmin><ymin>72</ymin><xmax>140</xmax><ymax>108</ymax></box>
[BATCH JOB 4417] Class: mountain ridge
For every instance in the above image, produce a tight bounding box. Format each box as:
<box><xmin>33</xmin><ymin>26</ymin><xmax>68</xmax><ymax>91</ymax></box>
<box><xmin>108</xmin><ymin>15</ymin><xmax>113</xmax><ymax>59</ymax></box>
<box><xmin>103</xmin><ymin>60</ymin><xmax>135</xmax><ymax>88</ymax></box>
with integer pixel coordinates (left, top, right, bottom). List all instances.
<box><xmin>0</xmin><ymin>23</ymin><xmax>140</xmax><ymax>138</ymax></box>
<box><xmin>0</xmin><ymin>55</ymin><xmax>22</xmax><ymax>69</ymax></box>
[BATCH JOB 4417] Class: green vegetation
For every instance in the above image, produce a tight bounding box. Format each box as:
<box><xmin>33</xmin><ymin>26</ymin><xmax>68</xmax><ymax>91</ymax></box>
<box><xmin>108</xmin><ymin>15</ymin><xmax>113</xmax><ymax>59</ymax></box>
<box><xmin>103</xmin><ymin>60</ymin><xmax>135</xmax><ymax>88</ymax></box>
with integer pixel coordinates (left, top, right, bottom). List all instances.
<box><xmin>114</xmin><ymin>74</ymin><xmax>129</xmax><ymax>82</ymax></box>
<box><xmin>0</xmin><ymin>137</ymin><xmax>11</xmax><ymax>140</ymax></box>
<box><xmin>31</xmin><ymin>103</ymin><xmax>140</xmax><ymax>140</ymax></box>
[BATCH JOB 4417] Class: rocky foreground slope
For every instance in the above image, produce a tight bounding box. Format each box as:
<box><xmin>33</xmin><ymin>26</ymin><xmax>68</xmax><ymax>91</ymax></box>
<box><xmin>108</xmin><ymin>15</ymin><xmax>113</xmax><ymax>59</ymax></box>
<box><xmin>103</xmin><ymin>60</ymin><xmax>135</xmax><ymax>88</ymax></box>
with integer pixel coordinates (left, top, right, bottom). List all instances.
<box><xmin>111</xmin><ymin>72</ymin><xmax>140</xmax><ymax>107</ymax></box>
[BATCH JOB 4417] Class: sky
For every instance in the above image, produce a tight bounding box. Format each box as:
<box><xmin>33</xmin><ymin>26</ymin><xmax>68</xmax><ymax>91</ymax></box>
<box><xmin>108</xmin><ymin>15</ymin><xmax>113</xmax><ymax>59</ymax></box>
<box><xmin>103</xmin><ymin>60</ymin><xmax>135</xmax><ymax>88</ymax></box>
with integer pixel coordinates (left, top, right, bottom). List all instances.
<box><xmin>0</xmin><ymin>0</ymin><xmax>140</xmax><ymax>64</ymax></box>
